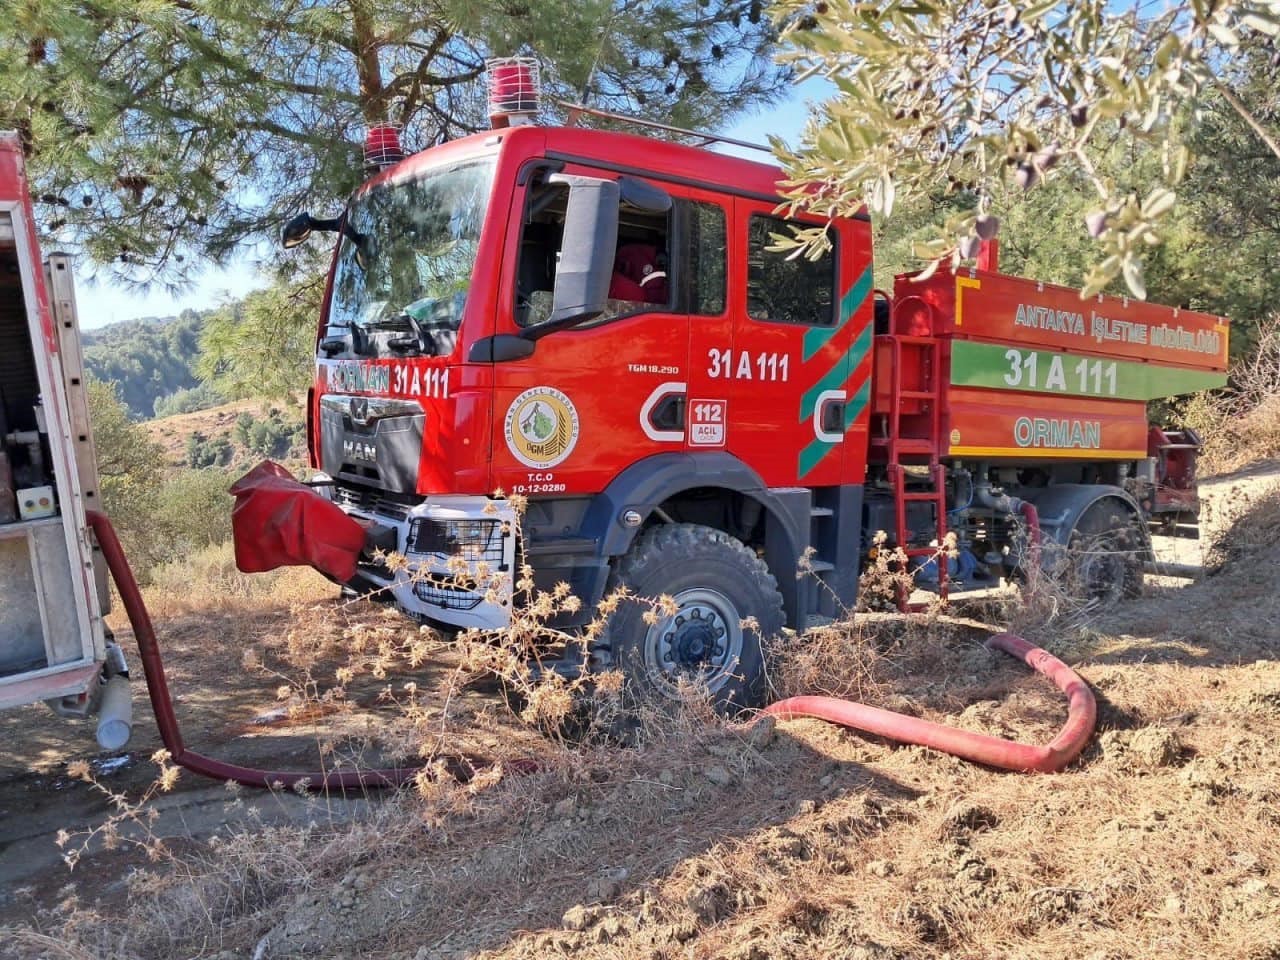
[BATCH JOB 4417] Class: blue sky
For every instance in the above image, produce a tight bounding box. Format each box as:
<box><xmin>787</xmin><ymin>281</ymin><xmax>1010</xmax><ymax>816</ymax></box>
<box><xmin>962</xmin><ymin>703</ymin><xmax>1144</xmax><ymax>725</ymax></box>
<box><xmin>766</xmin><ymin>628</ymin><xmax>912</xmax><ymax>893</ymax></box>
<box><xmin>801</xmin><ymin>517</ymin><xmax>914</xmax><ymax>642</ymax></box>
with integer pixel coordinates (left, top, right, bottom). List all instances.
<box><xmin>81</xmin><ymin>77</ymin><xmax>833</xmax><ymax>330</ymax></box>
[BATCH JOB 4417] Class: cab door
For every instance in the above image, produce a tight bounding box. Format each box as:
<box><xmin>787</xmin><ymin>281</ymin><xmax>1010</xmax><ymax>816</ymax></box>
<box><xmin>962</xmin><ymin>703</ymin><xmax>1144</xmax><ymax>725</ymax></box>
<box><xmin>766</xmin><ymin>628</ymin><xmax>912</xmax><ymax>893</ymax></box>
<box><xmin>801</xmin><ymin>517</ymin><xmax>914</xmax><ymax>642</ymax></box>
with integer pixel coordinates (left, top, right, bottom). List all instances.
<box><xmin>488</xmin><ymin>164</ymin><xmax>690</xmax><ymax>499</ymax></box>
<box><xmin>678</xmin><ymin>190</ymin><xmax>734</xmax><ymax>455</ymax></box>
<box><xmin>720</xmin><ymin>198</ymin><xmax>855</xmax><ymax>488</ymax></box>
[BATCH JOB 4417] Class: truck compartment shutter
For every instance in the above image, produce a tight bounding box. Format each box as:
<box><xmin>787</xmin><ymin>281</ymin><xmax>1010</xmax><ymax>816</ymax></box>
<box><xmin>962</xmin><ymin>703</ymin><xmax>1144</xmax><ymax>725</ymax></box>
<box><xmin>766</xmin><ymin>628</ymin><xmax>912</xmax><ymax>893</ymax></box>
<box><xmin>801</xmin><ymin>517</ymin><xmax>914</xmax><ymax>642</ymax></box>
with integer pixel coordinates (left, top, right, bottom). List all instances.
<box><xmin>0</xmin><ymin>249</ymin><xmax>43</xmax><ymax>433</ymax></box>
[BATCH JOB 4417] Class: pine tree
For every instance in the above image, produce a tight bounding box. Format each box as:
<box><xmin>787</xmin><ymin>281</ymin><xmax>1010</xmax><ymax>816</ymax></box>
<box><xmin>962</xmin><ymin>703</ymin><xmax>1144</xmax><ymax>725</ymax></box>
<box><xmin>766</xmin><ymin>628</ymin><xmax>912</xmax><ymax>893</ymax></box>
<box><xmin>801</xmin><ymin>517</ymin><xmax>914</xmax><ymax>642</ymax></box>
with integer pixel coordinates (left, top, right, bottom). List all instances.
<box><xmin>2</xmin><ymin>0</ymin><xmax>789</xmax><ymax>284</ymax></box>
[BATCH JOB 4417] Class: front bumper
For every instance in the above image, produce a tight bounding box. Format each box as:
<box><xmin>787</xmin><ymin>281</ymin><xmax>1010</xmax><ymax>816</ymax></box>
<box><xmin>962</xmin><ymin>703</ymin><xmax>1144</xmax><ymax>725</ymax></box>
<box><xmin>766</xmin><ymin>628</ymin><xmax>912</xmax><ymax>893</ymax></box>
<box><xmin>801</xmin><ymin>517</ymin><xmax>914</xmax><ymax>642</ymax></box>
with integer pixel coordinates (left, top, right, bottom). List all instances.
<box><xmin>334</xmin><ymin>488</ymin><xmax>517</xmax><ymax>631</ymax></box>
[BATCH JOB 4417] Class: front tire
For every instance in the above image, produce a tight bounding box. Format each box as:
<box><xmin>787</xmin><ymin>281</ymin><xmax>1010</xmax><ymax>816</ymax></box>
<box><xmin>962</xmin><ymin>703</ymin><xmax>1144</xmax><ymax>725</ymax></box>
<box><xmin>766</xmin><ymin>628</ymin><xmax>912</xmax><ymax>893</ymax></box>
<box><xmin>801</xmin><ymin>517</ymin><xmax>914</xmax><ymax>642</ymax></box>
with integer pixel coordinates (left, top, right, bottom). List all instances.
<box><xmin>603</xmin><ymin>524</ymin><xmax>784</xmax><ymax>714</ymax></box>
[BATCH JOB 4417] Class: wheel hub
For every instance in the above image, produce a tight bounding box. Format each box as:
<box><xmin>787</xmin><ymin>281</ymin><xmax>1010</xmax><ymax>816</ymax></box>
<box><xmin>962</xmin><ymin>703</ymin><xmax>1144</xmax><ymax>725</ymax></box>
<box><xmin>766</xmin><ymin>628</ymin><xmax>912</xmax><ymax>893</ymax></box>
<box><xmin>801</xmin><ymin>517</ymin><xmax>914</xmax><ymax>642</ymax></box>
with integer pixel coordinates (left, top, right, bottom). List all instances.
<box><xmin>669</xmin><ymin>608</ymin><xmax>723</xmax><ymax>666</ymax></box>
<box><xmin>644</xmin><ymin>588</ymin><xmax>744</xmax><ymax>697</ymax></box>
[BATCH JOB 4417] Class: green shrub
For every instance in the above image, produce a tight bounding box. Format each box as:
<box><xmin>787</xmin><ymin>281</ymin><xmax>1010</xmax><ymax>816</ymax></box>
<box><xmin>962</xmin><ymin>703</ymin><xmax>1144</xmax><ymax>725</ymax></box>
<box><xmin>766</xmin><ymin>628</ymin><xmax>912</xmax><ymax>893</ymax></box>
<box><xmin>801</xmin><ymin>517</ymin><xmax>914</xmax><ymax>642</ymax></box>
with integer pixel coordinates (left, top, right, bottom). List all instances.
<box><xmin>232</xmin><ymin>409</ymin><xmax>304</xmax><ymax>460</ymax></box>
<box><xmin>151</xmin><ymin>468</ymin><xmax>236</xmax><ymax>559</ymax></box>
<box><xmin>186</xmin><ymin>432</ymin><xmax>234</xmax><ymax>468</ymax></box>
<box><xmin>153</xmin><ymin>382</ymin><xmax>225</xmax><ymax>418</ymax></box>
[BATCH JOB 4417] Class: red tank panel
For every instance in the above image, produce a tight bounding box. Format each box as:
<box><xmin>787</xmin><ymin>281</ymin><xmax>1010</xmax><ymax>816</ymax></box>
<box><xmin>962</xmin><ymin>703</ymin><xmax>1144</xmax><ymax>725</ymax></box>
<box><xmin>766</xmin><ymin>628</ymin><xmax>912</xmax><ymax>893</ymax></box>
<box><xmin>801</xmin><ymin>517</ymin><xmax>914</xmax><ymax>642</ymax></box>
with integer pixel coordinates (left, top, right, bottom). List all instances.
<box><xmin>872</xmin><ymin>267</ymin><xmax>1229</xmax><ymax>462</ymax></box>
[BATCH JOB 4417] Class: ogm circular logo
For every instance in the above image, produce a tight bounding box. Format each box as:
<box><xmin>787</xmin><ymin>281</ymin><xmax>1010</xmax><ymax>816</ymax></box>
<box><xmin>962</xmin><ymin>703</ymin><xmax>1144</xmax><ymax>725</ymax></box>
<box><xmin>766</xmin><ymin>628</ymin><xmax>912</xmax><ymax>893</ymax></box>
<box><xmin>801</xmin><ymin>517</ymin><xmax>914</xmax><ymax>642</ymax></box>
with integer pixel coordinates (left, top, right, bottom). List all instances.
<box><xmin>504</xmin><ymin>386</ymin><xmax>580</xmax><ymax>469</ymax></box>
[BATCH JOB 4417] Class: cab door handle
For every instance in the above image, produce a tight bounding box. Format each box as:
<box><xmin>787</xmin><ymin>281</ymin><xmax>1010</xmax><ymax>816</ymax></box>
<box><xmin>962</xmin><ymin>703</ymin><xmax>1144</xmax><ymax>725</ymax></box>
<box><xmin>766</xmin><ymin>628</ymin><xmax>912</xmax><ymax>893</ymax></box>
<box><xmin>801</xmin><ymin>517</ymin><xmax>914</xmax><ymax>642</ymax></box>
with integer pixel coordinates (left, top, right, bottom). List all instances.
<box><xmin>813</xmin><ymin>389</ymin><xmax>847</xmax><ymax>443</ymax></box>
<box><xmin>821</xmin><ymin>400</ymin><xmax>845</xmax><ymax>434</ymax></box>
<box><xmin>640</xmin><ymin>381</ymin><xmax>687</xmax><ymax>443</ymax></box>
<box><xmin>649</xmin><ymin>393</ymin><xmax>686</xmax><ymax>432</ymax></box>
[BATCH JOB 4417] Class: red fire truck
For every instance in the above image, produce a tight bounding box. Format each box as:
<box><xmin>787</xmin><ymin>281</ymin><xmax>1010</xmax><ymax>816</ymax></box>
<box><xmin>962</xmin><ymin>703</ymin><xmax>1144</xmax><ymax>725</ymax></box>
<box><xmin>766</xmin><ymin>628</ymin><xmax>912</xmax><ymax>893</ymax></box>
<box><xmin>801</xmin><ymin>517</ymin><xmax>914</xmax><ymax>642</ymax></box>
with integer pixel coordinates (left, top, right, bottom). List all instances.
<box><xmin>237</xmin><ymin>62</ymin><xmax>1227</xmax><ymax>710</ymax></box>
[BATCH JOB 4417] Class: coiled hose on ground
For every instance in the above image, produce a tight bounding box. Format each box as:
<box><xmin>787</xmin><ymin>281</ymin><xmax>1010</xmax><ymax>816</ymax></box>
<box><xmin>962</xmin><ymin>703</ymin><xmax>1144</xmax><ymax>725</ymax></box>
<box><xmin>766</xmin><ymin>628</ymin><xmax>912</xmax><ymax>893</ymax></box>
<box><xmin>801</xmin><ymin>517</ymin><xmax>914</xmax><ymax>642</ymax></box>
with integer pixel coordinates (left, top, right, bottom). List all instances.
<box><xmin>764</xmin><ymin>632</ymin><xmax>1095</xmax><ymax>773</ymax></box>
<box><xmin>763</xmin><ymin>502</ymin><xmax>1096</xmax><ymax>773</ymax></box>
<box><xmin>90</xmin><ymin>501</ymin><xmax>1094</xmax><ymax>788</ymax></box>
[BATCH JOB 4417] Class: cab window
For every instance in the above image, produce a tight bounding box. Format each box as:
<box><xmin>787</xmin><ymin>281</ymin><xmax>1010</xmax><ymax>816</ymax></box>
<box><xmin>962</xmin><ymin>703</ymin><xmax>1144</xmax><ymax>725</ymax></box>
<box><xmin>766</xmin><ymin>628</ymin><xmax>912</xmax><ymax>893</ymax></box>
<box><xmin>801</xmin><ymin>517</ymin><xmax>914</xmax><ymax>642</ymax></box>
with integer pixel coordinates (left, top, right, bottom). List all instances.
<box><xmin>746</xmin><ymin>214</ymin><xmax>835</xmax><ymax>326</ymax></box>
<box><xmin>514</xmin><ymin>178</ymin><xmax>673</xmax><ymax>328</ymax></box>
<box><xmin>687</xmin><ymin>200</ymin><xmax>726</xmax><ymax>316</ymax></box>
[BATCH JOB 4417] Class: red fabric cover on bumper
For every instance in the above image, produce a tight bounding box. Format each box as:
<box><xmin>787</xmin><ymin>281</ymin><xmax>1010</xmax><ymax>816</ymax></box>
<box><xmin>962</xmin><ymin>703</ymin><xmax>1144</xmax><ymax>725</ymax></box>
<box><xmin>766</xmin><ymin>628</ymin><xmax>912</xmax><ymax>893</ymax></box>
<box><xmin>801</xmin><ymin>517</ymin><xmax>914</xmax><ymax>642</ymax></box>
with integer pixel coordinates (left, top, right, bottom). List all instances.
<box><xmin>229</xmin><ymin>461</ymin><xmax>367</xmax><ymax>582</ymax></box>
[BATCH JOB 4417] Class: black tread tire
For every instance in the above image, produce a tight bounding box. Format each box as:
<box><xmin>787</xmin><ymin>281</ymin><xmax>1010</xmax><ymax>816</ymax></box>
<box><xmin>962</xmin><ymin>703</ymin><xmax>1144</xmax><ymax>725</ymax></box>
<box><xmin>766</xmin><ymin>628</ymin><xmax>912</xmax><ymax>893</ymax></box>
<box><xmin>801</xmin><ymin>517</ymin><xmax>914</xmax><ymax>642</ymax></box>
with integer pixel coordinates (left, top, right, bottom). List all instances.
<box><xmin>1067</xmin><ymin>500</ymin><xmax>1144</xmax><ymax>604</ymax></box>
<box><xmin>603</xmin><ymin>523</ymin><xmax>784</xmax><ymax>715</ymax></box>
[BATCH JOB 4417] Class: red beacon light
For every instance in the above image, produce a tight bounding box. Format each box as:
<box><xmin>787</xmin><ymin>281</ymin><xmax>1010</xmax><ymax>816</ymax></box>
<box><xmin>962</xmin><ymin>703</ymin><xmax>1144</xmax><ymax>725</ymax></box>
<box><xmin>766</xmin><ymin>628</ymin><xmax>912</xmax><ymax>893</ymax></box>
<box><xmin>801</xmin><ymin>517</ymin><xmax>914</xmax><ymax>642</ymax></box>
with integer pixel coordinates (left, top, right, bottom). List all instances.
<box><xmin>364</xmin><ymin>122</ymin><xmax>404</xmax><ymax>175</ymax></box>
<box><xmin>486</xmin><ymin>57</ymin><xmax>540</xmax><ymax>128</ymax></box>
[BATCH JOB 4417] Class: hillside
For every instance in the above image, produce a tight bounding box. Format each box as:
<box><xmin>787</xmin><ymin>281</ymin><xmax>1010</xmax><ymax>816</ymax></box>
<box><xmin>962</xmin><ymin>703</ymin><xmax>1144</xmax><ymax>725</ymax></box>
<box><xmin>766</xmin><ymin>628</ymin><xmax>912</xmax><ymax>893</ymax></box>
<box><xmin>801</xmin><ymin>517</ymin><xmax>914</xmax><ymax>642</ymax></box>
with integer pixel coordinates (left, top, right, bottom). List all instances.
<box><xmin>82</xmin><ymin>310</ymin><xmax>211</xmax><ymax>419</ymax></box>
<box><xmin>141</xmin><ymin>399</ymin><xmax>307</xmax><ymax>470</ymax></box>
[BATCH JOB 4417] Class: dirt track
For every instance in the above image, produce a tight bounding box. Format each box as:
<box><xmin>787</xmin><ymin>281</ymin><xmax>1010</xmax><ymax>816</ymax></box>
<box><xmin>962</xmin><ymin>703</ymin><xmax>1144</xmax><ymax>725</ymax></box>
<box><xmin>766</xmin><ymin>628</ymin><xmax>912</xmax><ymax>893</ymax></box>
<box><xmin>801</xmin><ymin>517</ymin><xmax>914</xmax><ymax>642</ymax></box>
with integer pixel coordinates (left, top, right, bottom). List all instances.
<box><xmin>1</xmin><ymin>461</ymin><xmax>1278</xmax><ymax>958</ymax></box>
<box><xmin>0</xmin><ymin>590</ymin><xmax>544</xmax><ymax>911</ymax></box>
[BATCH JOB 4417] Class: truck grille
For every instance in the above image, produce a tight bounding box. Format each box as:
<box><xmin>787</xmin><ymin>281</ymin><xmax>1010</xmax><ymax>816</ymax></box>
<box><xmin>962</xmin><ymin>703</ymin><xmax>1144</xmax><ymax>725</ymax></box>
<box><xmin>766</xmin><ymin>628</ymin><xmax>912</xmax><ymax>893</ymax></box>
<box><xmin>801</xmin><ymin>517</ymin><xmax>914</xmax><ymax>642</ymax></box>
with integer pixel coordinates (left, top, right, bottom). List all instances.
<box><xmin>333</xmin><ymin>485</ymin><xmax>413</xmax><ymax>522</ymax></box>
<box><xmin>406</xmin><ymin>518</ymin><xmax>506</xmax><ymax>566</ymax></box>
<box><xmin>412</xmin><ymin>576</ymin><xmax>484</xmax><ymax>611</ymax></box>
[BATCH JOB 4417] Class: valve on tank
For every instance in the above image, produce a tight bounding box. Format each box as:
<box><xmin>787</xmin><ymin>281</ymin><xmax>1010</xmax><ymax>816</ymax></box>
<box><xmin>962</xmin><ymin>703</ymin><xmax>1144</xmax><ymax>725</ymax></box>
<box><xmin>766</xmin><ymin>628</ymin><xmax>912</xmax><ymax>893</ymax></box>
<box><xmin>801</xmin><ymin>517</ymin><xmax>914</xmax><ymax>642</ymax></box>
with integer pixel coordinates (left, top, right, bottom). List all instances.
<box><xmin>3</xmin><ymin>403</ymin><xmax>57</xmax><ymax>520</ymax></box>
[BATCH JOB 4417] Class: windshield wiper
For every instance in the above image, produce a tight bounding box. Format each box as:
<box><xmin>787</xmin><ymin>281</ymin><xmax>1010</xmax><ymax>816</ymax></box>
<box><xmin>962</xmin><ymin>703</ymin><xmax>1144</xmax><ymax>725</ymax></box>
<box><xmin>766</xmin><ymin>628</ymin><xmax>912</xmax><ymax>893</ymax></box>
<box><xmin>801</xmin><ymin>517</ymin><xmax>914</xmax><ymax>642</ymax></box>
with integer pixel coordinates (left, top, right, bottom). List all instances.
<box><xmin>378</xmin><ymin>313</ymin><xmax>436</xmax><ymax>357</ymax></box>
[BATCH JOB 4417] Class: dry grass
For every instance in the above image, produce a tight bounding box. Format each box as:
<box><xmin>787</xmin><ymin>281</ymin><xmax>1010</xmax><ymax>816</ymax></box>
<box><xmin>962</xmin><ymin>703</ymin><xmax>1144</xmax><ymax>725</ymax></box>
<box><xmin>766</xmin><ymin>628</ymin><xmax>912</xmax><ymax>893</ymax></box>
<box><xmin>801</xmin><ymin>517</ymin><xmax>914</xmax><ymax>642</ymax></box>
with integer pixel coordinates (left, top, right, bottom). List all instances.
<box><xmin>1216</xmin><ymin>392</ymin><xmax>1280</xmax><ymax>469</ymax></box>
<box><xmin>1200</xmin><ymin>482</ymin><xmax>1280</xmax><ymax>572</ymax></box>
<box><xmin>147</xmin><ymin>541</ymin><xmax>331</xmax><ymax>611</ymax></box>
<box><xmin>4</xmin><ymin>466</ymin><xmax>1280</xmax><ymax>960</ymax></box>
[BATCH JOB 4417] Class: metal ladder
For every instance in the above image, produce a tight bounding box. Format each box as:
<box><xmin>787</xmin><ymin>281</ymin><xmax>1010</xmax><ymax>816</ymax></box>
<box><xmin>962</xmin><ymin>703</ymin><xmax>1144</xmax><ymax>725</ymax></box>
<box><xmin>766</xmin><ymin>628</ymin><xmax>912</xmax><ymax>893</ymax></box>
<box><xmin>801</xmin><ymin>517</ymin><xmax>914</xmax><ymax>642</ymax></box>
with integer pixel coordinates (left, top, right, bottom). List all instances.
<box><xmin>44</xmin><ymin>253</ymin><xmax>111</xmax><ymax>613</ymax></box>
<box><xmin>870</xmin><ymin>334</ymin><xmax>949</xmax><ymax>610</ymax></box>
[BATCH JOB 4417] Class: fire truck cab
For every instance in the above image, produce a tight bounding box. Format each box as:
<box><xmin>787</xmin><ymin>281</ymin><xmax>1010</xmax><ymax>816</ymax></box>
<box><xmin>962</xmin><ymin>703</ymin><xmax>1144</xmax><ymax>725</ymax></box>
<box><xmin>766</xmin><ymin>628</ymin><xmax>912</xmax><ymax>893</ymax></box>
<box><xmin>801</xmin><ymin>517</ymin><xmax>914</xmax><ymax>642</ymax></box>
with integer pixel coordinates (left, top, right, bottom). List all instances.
<box><xmin>285</xmin><ymin>119</ymin><xmax>867</xmax><ymax>706</ymax></box>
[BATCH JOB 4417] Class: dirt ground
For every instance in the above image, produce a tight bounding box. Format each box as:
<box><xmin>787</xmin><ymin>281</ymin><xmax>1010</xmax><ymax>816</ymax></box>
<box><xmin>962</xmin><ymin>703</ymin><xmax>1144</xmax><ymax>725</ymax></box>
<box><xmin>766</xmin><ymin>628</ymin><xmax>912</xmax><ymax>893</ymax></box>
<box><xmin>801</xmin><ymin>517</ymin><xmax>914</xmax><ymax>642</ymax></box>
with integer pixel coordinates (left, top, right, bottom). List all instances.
<box><xmin>1</xmin><ymin>461</ymin><xmax>1278</xmax><ymax>959</ymax></box>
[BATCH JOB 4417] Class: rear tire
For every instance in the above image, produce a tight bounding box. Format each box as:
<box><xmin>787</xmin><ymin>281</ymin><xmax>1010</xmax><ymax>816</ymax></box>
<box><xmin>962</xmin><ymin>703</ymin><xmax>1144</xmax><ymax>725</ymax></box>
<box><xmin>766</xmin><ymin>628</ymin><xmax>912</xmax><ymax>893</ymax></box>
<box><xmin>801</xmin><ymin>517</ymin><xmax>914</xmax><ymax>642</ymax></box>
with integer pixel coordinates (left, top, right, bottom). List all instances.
<box><xmin>1066</xmin><ymin>501</ymin><xmax>1144</xmax><ymax>605</ymax></box>
<box><xmin>602</xmin><ymin>524</ymin><xmax>784</xmax><ymax>715</ymax></box>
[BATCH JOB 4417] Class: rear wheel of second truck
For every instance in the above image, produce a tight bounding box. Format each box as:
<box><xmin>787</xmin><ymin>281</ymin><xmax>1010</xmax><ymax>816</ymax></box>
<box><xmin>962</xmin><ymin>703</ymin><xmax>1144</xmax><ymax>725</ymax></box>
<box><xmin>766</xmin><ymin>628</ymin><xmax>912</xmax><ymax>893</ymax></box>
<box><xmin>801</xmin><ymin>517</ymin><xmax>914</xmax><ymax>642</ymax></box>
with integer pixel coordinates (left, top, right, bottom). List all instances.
<box><xmin>1066</xmin><ymin>501</ymin><xmax>1144</xmax><ymax>605</ymax></box>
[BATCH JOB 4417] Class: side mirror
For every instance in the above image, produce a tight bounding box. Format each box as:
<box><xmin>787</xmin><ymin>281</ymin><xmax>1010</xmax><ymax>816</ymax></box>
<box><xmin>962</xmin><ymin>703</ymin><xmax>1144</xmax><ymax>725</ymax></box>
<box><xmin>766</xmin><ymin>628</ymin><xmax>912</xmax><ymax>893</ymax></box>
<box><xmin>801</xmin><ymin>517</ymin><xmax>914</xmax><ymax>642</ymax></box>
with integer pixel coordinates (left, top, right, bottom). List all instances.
<box><xmin>282</xmin><ymin>212</ymin><xmax>314</xmax><ymax>249</ymax></box>
<box><xmin>282</xmin><ymin>212</ymin><xmax>344</xmax><ymax>249</ymax></box>
<box><xmin>531</xmin><ymin>173</ymin><xmax>620</xmax><ymax>336</ymax></box>
<box><xmin>319</xmin><ymin>334</ymin><xmax>347</xmax><ymax>357</ymax></box>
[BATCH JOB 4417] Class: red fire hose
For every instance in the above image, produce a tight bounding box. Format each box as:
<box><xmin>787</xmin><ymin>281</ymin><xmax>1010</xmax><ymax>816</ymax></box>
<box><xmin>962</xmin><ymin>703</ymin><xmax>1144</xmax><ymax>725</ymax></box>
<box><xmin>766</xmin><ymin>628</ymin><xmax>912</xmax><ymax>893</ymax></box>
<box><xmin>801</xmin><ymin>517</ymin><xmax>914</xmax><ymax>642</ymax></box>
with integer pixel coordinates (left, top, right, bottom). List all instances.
<box><xmin>764</xmin><ymin>632</ymin><xmax>1095</xmax><ymax>773</ymax></box>
<box><xmin>90</xmin><ymin>510</ymin><xmax>426</xmax><ymax>789</ymax></box>
<box><xmin>763</xmin><ymin>502</ymin><xmax>1096</xmax><ymax>773</ymax></box>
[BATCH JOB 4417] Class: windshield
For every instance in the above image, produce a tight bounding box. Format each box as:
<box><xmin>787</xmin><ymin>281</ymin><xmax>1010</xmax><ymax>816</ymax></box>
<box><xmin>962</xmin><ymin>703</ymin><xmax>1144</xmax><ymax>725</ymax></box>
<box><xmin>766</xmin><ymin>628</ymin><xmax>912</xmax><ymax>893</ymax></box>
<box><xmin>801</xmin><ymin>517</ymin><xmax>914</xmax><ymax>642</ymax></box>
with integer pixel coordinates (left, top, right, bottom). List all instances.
<box><xmin>326</xmin><ymin>158</ymin><xmax>495</xmax><ymax>359</ymax></box>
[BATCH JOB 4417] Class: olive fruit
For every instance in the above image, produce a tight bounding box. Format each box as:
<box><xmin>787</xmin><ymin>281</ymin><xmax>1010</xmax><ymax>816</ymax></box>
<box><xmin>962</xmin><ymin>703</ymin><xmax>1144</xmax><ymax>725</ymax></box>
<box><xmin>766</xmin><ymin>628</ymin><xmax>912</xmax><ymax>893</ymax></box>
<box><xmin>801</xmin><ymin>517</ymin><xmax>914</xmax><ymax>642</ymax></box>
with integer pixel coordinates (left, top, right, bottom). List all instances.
<box><xmin>1085</xmin><ymin>210</ymin><xmax>1109</xmax><ymax>238</ymax></box>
